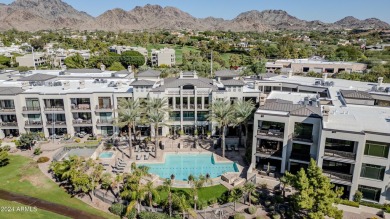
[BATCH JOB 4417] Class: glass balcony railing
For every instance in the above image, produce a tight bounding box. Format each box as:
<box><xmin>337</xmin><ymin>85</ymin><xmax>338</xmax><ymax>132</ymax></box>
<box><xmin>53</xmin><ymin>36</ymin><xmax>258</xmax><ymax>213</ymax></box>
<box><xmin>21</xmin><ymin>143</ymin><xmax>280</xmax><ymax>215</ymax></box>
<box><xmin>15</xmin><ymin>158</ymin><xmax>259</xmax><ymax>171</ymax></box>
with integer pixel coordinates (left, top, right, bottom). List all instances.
<box><xmin>323</xmin><ymin>170</ymin><xmax>353</xmax><ymax>183</ymax></box>
<box><xmin>324</xmin><ymin>149</ymin><xmax>356</xmax><ymax>160</ymax></box>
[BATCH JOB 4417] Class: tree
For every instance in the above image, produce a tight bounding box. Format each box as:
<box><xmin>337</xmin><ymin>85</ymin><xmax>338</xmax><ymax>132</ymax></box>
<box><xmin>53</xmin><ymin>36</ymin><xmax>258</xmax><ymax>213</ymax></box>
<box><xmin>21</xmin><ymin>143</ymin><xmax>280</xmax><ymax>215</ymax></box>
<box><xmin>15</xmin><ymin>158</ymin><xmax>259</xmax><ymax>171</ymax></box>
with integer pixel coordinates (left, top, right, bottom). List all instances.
<box><xmin>108</xmin><ymin>61</ymin><xmax>125</xmax><ymax>71</ymax></box>
<box><xmin>120</xmin><ymin>51</ymin><xmax>145</xmax><ymax>68</ymax></box>
<box><xmin>229</xmin><ymin>54</ymin><xmax>241</xmax><ymax>67</ymax></box>
<box><xmin>117</xmin><ymin>99</ymin><xmax>141</xmax><ymax>158</ymax></box>
<box><xmin>173</xmin><ymin>193</ymin><xmax>195</xmax><ymax>219</ymax></box>
<box><xmin>284</xmin><ymin>159</ymin><xmax>343</xmax><ymax>219</ymax></box>
<box><xmin>190</xmin><ymin>175</ymin><xmax>206</xmax><ymax>210</ymax></box>
<box><xmin>18</xmin><ymin>132</ymin><xmax>38</xmax><ymax>149</ymax></box>
<box><xmin>208</xmin><ymin>99</ymin><xmax>235</xmax><ymax>158</ymax></box>
<box><xmin>144</xmin><ymin>98</ymin><xmax>169</xmax><ymax>158</ymax></box>
<box><xmin>121</xmin><ymin>164</ymin><xmax>149</xmax><ymax>214</ymax></box>
<box><xmin>64</xmin><ymin>53</ymin><xmax>85</xmax><ymax>69</ymax></box>
<box><xmin>229</xmin><ymin>187</ymin><xmax>243</xmax><ymax>211</ymax></box>
<box><xmin>234</xmin><ymin>100</ymin><xmax>255</xmax><ymax>148</ymax></box>
<box><xmin>144</xmin><ymin>181</ymin><xmax>160</xmax><ymax>208</ymax></box>
<box><xmin>162</xmin><ymin>179</ymin><xmax>173</xmax><ymax>217</ymax></box>
<box><xmin>243</xmin><ymin>183</ymin><xmax>256</xmax><ymax>206</ymax></box>
<box><xmin>250</xmin><ymin>60</ymin><xmax>267</xmax><ymax>76</ymax></box>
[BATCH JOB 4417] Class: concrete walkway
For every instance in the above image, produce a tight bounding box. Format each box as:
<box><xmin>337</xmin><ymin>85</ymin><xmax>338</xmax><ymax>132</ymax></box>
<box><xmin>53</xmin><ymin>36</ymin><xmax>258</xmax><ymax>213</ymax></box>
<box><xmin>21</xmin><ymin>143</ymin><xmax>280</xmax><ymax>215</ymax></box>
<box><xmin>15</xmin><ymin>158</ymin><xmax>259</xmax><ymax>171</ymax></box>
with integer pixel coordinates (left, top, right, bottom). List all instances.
<box><xmin>0</xmin><ymin>190</ymin><xmax>106</xmax><ymax>219</ymax></box>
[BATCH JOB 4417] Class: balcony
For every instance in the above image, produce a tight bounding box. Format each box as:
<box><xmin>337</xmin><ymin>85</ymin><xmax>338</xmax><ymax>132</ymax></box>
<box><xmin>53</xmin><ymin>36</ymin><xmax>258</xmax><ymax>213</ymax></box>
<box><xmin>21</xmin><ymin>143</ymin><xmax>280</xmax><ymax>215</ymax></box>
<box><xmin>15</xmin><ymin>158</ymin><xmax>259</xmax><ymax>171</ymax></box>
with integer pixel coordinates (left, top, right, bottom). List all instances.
<box><xmin>71</xmin><ymin>104</ymin><xmax>91</xmax><ymax>111</ymax></box>
<box><xmin>197</xmin><ymin>117</ymin><xmax>207</xmax><ymax>122</ymax></box>
<box><xmin>189</xmin><ymin>104</ymin><xmax>195</xmax><ymax>109</ymax></box>
<box><xmin>46</xmin><ymin>121</ymin><xmax>67</xmax><ymax>127</ymax></box>
<box><xmin>0</xmin><ymin>107</ymin><xmax>16</xmax><ymax>114</ymax></box>
<box><xmin>96</xmin><ymin>119</ymin><xmax>114</xmax><ymax>126</ymax></box>
<box><xmin>175</xmin><ymin>104</ymin><xmax>181</xmax><ymax>109</ymax></box>
<box><xmin>22</xmin><ymin>106</ymin><xmax>41</xmax><ymax>113</ymax></box>
<box><xmin>204</xmin><ymin>104</ymin><xmax>209</xmax><ymax>109</ymax></box>
<box><xmin>44</xmin><ymin>106</ymin><xmax>65</xmax><ymax>112</ymax></box>
<box><xmin>95</xmin><ymin>105</ymin><xmax>113</xmax><ymax>112</ymax></box>
<box><xmin>170</xmin><ymin>117</ymin><xmax>181</xmax><ymax>121</ymax></box>
<box><xmin>323</xmin><ymin>170</ymin><xmax>353</xmax><ymax>184</ymax></box>
<box><xmin>324</xmin><ymin>149</ymin><xmax>356</xmax><ymax>161</ymax></box>
<box><xmin>1</xmin><ymin>122</ymin><xmax>18</xmax><ymax>128</ymax></box>
<box><xmin>197</xmin><ymin>104</ymin><xmax>202</xmax><ymax>109</ymax></box>
<box><xmin>72</xmin><ymin>119</ymin><xmax>93</xmax><ymax>126</ymax></box>
<box><xmin>290</xmin><ymin>153</ymin><xmax>312</xmax><ymax>162</ymax></box>
<box><xmin>292</xmin><ymin>133</ymin><xmax>313</xmax><ymax>143</ymax></box>
<box><xmin>183</xmin><ymin>117</ymin><xmax>195</xmax><ymax>121</ymax></box>
<box><xmin>256</xmin><ymin>147</ymin><xmax>283</xmax><ymax>158</ymax></box>
<box><xmin>25</xmin><ymin>120</ymin><xmax>43</xmax><ymax>127</ymax></box>
<box><xmin>257</xmin><ymin>129</ymin><xmax>284</xmax><ymax>141</ymax></box>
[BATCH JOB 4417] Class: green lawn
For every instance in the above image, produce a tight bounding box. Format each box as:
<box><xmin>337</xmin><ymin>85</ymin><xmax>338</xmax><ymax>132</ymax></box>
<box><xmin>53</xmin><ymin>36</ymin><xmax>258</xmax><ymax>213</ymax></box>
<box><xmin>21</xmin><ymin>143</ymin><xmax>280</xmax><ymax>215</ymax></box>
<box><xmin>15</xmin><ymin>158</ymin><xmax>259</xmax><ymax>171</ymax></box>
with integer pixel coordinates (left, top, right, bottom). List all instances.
<box><xmin>0</xmin><ymin>155</ymin><xmax>118</xmax><ymax>219</ymax></box>
<box><xmin>158</xmin><ymin>184</ymin><xmax>228</xmax><ymax>203</ymax></box>
<box><xmin>0</xmin><ymin>199</ymin><xmax>70</xmax><ymax>219</ymax></box>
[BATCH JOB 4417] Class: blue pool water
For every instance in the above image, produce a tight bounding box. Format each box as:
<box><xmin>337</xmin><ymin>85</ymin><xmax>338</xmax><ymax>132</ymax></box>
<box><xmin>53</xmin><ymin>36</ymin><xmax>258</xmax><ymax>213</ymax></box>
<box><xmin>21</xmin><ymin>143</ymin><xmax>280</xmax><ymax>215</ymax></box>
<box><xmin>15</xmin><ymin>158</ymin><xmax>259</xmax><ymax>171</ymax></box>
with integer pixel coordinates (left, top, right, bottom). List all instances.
<box><xmin>99</xmin><ymin>152</ymin><xmax>114</xmax><ymax>159</ymax></box>
<box><xmin>139</xmin><ymin>153</ymin><xmax>238</xmax><ymax>181</ymax></box>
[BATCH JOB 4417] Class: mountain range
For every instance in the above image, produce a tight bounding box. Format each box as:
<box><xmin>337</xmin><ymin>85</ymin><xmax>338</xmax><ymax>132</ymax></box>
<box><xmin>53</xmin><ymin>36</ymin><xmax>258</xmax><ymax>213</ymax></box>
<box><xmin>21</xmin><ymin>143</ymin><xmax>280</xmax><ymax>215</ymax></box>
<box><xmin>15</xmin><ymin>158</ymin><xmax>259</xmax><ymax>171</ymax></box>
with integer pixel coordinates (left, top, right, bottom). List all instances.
<box><xmin>0</xmin><ymin>0</ymin><xmax>389</xmax><ymax>32</ymax></box>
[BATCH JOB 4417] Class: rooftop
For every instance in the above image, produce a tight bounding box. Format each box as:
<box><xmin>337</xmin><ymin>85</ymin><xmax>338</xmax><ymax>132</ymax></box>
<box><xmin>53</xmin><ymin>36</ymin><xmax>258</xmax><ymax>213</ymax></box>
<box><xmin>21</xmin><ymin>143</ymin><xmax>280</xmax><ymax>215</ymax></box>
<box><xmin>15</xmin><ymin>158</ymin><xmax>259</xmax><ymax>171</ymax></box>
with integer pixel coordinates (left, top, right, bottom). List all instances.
<box><xmin>214</xmin><ymin>70</ymin><xmax>239</xmax><ymax>78</ymax></box>
<box><xmin>138</xmin><ymin>69</ymin><xmax>161</xmax><ymax>77</ymax></box>
<box><xmin>17</xmin><ymin>73</ymin><xmax>57</xmax><ymax>82</ymax></box>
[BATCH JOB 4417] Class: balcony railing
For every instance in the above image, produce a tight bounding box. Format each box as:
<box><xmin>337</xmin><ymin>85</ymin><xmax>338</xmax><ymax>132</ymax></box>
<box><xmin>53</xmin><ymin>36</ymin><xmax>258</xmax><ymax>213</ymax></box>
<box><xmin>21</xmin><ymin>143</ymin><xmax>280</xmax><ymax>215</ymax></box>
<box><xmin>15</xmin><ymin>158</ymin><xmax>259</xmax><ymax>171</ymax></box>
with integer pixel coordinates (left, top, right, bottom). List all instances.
<box><xmin>170</xmin><ymin>117</ymin><xmax>181</xmax><ymax>121</ymax></box>
<box><xmin>292</xmin><ymin>133</ymin><xmax>313</xmax><ymax>142</ymax></box>
<box><xmin>44</xmin><ymin>106</ymin><xmax>65</xmax><ymax>111</ymax></box>
<box><xmin>73</xmin><ymin>119</ymin><xmax>92</xmax><ymax>125</ymax></box>
<box><xmin>46</xmin><ymin>121</ymin><xmax>66</xmax><ymax>125</ymax></box>
<box><xmin>175</xmin><ymin>104</ymin><xmax>181</xmax><ymax>109</ymax></box>
<box><xmin>189</xmin><ymin>104</ymin><xmax>195</xmax><ymax>109</ymax></box>
<box><xmin>25</xmin><ymin>121</ymin><xmax>42</xmax><ymax>126</ymax></box>
<box><xmin>323</xmin><ymin>170</ymin><xmax>353</xmax><ymax>183</ymax></box>
<box><xmin>71</xmin><ymin>104</ymin><xmax>91</xmax><ymax>110</ymax></box>
<box><xmin>257</xmin><ymin>129</ymin><xmax>284</xmax><ymax>138</ymax></box>
<box><xmin>97</xmin><ymin>119</ymin><xmax>114</xmax><ymax>124</ymax></box>
<box><xmin>324</xmin><ymin>149</ymin><xmax>356</xmax><ymax>160</ymax></box>
<box><xmin>197</xmin><ymin>104</ymin><xmax>202</xmax><ymax>109</ymax></box>
<box><xmin>0</xmin><ymin>107</ymin><xmax>16</xmax><ymax>112</ymax></box>
<box><xmin>197</xmin><ymin>117</ymin><xmax>207</xmax><ymax>121</ymax></box>
<box><xmin>183</xmin><ymin>117</ymin><xmax>195</xmax><ymax>121</ymax></box>
<box><xmin>96</xmin><ymin>105</ymin><xmax>112</xmax><ymax>110</ymax></box>
<box><xmin>204</xmin><ymin>104</ymin><xmax>209</xmax><ymax>109</ymax></box>
<box><xmin>23</xmin><ymin>106</ymin><xmax>41</xmax><ymax>111</ymax></box>
<box><xmin>1</xmin><ymin>122</ymin><xmax>18</xmax><ymax>127</ymax></box>
<box><xmin>290</xmin><ymin>153</ymin><xmax>312</xmax><ymax>162</ymax></box>
<box><xmin>256</xmin><ymin>147</ymin><xmax>282</xmax><ymax>157</ymax></box>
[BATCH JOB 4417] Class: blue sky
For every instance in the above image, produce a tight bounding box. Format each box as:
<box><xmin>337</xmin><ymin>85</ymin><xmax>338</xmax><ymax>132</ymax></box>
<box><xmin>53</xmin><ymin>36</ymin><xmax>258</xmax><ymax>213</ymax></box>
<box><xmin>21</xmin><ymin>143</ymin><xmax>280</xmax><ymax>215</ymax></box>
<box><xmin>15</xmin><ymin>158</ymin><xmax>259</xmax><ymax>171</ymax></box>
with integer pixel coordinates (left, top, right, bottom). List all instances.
<box><xmin>2</xmin><ymin>0</ymin><xmax>390</xmax><ymax>23</ymax></box>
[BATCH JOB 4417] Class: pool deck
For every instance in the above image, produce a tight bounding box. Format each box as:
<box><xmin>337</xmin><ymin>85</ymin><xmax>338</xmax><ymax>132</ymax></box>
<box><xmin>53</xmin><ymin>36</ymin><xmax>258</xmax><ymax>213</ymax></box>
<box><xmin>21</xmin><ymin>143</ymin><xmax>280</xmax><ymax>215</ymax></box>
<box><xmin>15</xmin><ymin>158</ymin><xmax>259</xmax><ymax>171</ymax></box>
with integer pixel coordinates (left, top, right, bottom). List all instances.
<box><xmin>97</xmin><ymin>136</ymin><xmax>247</xmax><ymax>188</ymax></box>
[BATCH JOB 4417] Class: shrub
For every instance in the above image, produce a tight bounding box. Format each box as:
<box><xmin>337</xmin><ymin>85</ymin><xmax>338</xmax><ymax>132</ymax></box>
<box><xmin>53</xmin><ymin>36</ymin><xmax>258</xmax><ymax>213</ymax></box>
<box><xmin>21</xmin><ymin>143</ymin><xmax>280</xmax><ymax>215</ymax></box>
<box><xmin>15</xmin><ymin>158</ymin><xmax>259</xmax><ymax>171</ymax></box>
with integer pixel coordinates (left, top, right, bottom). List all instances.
<box><xmin>0</xmin><ymin>145</ymin><xmax>10</xmax><ymax>152</ymax></box>
<box><xmin>33</xmin><ymin>147</ymin><xmax>42</xmax><ymax>155</ymax></box>
<box><xmin>256</xmin><ymin>217</ymin><xmax>266</xmax><ymax>219</ymax></box>
<box><xmin>127</xmin><ymin>208</ymin><xmax>136</xmax><ymax>219</ymax></box>
<box><xmin>264</xmin><ymin>200</ymin><xmax>271</xmax><ymax>207</ymax></box>
<box><xmin>109</xmin><ymin>203</ymin><xmax>124</xmax><ymax>216</ymax></box>
<box><xmin>208</xmin><ymin>197</ymin><xmax>218</xmax><ymax>205</ymax></box>
<box><xmin>248</xmin><ymin>206</ymin><xmax>257</xmax><ymax>215</ymax></box>
<box><xmin>74</xmin><ymin>138</ymin><xmax>81</xmax><ymax>143</ymax></box>
<box><xmin>233</xmin><ymin>214</ymin><xmax>245</xmax><ymax>219</ymax></box>
<box><xmin>354</xmin><ymin>191</ymin><xmax>363</xmax><ymax>203</ymax></box>
<box><xmin>37</xmin><ymin>157</ymin><xmax>50</xmax><ymax>163</ymax></box>
<box><xmin>272</xmin><ymin>213</ymin><xmax>281</xmax><ymax>219</ymax></box>
<box><xmin>340</xmin><ymin>199</ymin><xmax>359</xmax><ymax>208</ymax></box>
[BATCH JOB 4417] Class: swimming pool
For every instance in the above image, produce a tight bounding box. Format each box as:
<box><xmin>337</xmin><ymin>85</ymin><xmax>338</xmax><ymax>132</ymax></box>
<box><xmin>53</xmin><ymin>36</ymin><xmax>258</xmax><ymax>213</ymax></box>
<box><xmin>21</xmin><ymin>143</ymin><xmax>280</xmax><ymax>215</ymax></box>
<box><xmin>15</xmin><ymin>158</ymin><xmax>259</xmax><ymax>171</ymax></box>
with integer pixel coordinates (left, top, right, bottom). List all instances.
<box><xmin>99</xmin><ymin>151</ymin><xmax>114</xmax><ymax>159</ymax></box>
<box><xmin>139</xmin><ymin>153</ymin><xmax>238</xmax><ymax>181</ymax></box>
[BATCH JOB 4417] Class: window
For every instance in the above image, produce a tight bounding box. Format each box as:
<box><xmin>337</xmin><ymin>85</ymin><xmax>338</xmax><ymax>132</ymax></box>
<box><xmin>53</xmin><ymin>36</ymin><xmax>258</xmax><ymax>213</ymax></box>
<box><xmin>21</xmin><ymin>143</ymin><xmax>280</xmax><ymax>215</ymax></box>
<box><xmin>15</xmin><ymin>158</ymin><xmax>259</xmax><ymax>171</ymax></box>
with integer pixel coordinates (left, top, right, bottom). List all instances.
<box><xmin>364</xmin><ymin>141</ymin><xmax>389</xmax><ymax>158</ymax></box>
<box><xmin>168</xmin><ymin>97</ymin><xmax>173</xmax><ymax>107</ymax></box>
<box><xmin>361</xmin><ymin>164</ymin><xmax>385</xmax><ymax>181</ymax></box>
<box><xmin>358</xmin><ymin>185</ymin><xmax>381</xmax><ymax>202</ymax></box>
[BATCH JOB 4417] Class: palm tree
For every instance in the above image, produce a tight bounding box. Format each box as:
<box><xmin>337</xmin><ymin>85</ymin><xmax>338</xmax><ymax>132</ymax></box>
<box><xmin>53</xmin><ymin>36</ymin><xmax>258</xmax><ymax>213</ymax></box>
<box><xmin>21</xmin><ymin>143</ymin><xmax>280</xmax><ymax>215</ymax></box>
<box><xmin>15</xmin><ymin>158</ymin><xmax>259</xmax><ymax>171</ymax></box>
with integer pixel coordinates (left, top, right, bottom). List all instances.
<box><xmin>234</xmin><ymin>100</ymin><xmax>255</xmax><ymax>148</ymax></box>
<box><xmin>208</xmin><ymin>99</ymin><xmax>235</xmax><ymax>158</ymax></box>
<box><xmin>144</xmin><ymin>97</ymin><xmax>169</xmax><ymax>158</ymax></box>
<box><xmin>144</xmin><ymin>181</ymin><xmax>160</xmax><ymax>208</ymax></box>
<box><xmin>243</xmin><ymin>183</ymin><xmax>256</xmax><ymax>206</ymax></box>
<box><xmin>162</xmin><ymin>179</ymin><xmax>173</xmax><ymax>217</ymax></box>
<box><xmin>173</xmin><ymin>193</ymin><xmax>196</xmax><ymax>219</ymax></box>
<box><xmin>120</xmin><ymin>174</ymin><xmax>146</xmax><ymax>214</ymax></box>
<box><xmin>190</xmin><ymin>176</ymin><xmax>205</xmax><ymax>210</ymax></box>
<box><xmin>117</xmin><ymin>98</ymin><xmax>141</xmax><ymax>158</ymax></box>
<box><xmin>229</xmin><ymin>187</ymin><xmax>243</xmax><ymax>211</ymax></box>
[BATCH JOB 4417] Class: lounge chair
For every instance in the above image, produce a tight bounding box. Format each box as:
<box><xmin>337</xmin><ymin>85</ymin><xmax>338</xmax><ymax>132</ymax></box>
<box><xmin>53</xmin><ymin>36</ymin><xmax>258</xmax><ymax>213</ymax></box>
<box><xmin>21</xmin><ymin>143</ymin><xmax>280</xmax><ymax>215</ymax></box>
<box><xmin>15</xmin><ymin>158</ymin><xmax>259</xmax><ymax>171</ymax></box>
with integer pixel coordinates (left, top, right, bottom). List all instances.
<box><xmin>135</xmin><ymin>145</ymin><xmax>139</xmax><ymax>152</ymax></box>
<box><xmin>115</xmin><ymin>166</ymin><xmax>125</xmax><ymax>170</ymax></box>
<box><xmin>144</xmin><ymin>154</ymin><xmax>150</xmax><ymax>160</ymax></box>
<box><xmin>136</xmin><ymin>154</ymin><xmax>142</xmax><ymax>160</ymax></box>
<box><xmin>145</xmin><ymin>147</ymin><xmax>150</xmax><ymax>152</ymax></box>
<box><xmin>151</xmin><ymin>147</ymin><xmax>155</xmax><ymax>152</ymax></box>
<box><xmin>234</xmin><ymin>145</ymin><xmax>239</xmax><ymax>151</ymax></box>
<box><xmin>227</xmin><ymin>145</ymin><xmax>232</xmax><ymax>151</ymax></box>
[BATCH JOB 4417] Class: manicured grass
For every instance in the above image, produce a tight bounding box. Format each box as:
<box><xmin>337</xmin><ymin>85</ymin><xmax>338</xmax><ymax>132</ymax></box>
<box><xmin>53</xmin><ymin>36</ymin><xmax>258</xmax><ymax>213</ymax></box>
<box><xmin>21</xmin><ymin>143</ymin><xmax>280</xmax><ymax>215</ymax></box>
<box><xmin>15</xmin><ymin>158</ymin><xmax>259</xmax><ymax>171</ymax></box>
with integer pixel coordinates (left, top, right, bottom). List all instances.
<box><xmin>0</xmin><ymin>199</ymin><xmax>70</xmax><ymax>219</ymax></box>
<box><xmin>158</xmin><ymin>184</ymin><xmax>228</xmax><ymax>203</ymax></box>
<box><xmin>0</xmin><ymin>155</ymin><xmax>118</xmax><ymax>219</ymax></box>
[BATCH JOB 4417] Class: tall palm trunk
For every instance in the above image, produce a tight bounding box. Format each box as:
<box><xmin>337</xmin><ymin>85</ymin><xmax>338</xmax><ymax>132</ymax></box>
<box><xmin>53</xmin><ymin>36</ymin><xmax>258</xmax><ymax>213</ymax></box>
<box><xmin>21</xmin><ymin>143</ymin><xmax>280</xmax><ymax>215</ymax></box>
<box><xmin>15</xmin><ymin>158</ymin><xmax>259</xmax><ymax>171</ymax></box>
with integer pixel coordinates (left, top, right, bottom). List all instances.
<box><xmin>248</xmin><ymin>192</ymin><xmax>251</xmax><ymax>206</ymax></box>
<box><xmin>128</xmin><ymin>124</ymin><xmax>132</xmax><ymax>158</ymax></box>
<box><xmin>238</xmin><ymin>124</ymin><xmax>242</xmax><ymax>148</ymax></box>
<box><xmin>168</xmin><ymin>192</ymin><xmax>172</xmax><ymax>217</ymax></box>
<box><xmin>154</xmin><ymin>123</ymin><xmax>159</xmax><ymax>158</ymax></box>
<box><xmin>133</xmin><ymin>125</ymin><xmax>137</xmax><ymax>142</ymax></box>
<box><xmin>149</xmin><ymin>192</ymin><xmax>153</xmax><ymax>207</ymax></box>
<box><xmin>222</xmin><ymin>125</ymin><xmax>226</xmax><ymax>158</ymax></box>
<box><xmin>244</xmin><ymin>122</ymin><xmax>249</xmax><ymax>148</ymax></box>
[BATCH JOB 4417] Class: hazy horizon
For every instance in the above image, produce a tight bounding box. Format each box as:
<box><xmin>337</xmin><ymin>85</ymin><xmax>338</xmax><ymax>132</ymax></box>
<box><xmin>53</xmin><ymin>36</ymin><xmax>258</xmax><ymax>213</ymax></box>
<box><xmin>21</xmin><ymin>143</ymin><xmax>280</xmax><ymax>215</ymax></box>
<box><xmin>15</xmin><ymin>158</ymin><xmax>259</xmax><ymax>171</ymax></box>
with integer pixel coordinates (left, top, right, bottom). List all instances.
<box><xmin>1</xmin><ymin>0</ymin><xmax>390</xmax><ymax>23</ymax></box>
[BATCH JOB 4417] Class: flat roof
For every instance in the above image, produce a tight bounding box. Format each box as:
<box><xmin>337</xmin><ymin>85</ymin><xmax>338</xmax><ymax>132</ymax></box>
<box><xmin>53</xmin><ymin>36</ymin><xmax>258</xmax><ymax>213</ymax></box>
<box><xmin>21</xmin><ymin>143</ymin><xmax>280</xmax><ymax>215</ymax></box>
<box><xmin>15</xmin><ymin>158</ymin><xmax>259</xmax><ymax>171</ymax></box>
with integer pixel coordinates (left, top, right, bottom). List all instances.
<box><xmin>267</xmin><ymin>91</ymin><xmax>318</xmax><ymax>104</ymax></box>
